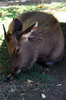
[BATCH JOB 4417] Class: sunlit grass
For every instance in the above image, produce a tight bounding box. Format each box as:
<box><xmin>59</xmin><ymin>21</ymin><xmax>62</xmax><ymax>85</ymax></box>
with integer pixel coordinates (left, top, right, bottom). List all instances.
<box><xmin>54</xmin><ymin>12</ymin><xmax>66</xmax><ymax>22</ymax></box>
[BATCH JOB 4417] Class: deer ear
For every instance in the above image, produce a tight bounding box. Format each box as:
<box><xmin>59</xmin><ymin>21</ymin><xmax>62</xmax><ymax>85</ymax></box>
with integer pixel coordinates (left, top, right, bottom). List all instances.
<box><xmin>3</xmin><ymin>24</ymin><xmax>12</xmax><ymax>41</ymax></box>
<box><xmin>13</xmin><ymin>18</ymin><xmax>23</xmax><ymax>32</ymax></box>
<box><xmin>3</xmin><ymin>24</ymin><xmax>6</xmax><ymax>38</ymax></box>
<box><xmin>22</xmin><ymin>22</ymin><xmax>38</xmax><ymax>40</ymax></box>
<box><xmin>24</xmin><ymin>22</ymin><xmax>38</xmax><ymax>34</ymax></box>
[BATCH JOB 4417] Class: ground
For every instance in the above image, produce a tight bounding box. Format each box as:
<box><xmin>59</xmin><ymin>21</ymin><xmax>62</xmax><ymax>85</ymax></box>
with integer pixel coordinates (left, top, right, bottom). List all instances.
<box><xmin>0</xmin><ymin>61</ymin><xmax>66</xmax><ymax>100</ymax></box>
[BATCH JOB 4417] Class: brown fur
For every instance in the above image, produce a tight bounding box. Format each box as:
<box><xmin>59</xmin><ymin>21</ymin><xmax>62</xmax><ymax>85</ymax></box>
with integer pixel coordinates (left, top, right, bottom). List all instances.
<box><xmin>4</xmin><ymin>11</ymin><xmax>64</xmax><ymax>72</ymax></box>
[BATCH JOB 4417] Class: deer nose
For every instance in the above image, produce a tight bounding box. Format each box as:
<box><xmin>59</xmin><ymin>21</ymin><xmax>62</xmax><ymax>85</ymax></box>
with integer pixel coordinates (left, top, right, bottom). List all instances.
<box><xmin>12</xmin><ymin>66</ymin><xmax>21</xmax><ymax>74</ymax></box>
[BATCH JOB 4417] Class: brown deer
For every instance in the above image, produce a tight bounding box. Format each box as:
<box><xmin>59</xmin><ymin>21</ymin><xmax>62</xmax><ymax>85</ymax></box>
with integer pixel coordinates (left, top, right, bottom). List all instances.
<box><xmin>3</xmin><ymin>11</ymin><xmax>64</xmax><ymax>74</ymax></box>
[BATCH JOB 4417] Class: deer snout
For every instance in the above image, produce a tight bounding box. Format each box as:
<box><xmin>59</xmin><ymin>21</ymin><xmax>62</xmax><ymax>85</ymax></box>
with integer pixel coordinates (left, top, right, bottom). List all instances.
<box><xmin>12</xmin><ymin>66</ymin><xmax>21</xmax><ymax>74</ymax></box>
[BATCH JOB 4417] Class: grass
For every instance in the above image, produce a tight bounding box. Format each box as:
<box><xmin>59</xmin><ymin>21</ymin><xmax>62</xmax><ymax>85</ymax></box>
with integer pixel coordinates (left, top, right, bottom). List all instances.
<box><xmin>0</xmin><ymin>2</ymin><xmax>66</xmax><ymax>82</ymax></box>
<box><xmin>14</xmin><ymin>63</ymin><xmax>54</xmax><ymax>83</ymax></box>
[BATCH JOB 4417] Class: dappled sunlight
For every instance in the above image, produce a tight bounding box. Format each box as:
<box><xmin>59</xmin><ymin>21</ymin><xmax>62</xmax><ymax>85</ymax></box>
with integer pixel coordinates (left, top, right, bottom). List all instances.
<box><xmin>0</xmin><ymin>23</ymin><xmax>4</xmax><ymax>35</ymax></box>
<box><xmin>0</xmin><ymin>35</ymin><xmax>4</xmax><ymax>46</ymax></box>
<box><xmin>0</xmin><ymin>18</ymin><xmax>12</xmax><ymax>31</ymax></box>
<box><xmin>0</xmin><ymin>18</ymin><xmax>12</xmax><ymax>46</ymax></box>
<box><xmin>0</xmin><ymin>24</ymin><xmax>4</xmax><ymax>46</ymax></box>
<box><xmin>54</xmin><ymin>12</ymin><xmax>66</xmax><ymax>22</ymax></box>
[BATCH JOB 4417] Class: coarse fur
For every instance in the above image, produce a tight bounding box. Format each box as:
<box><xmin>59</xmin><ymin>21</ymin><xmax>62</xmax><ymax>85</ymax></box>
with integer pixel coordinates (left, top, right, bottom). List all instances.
<box><xmin>3</xmin><ymin>11</ymin><xmax>64</xmax><ymax>73</ymax></box>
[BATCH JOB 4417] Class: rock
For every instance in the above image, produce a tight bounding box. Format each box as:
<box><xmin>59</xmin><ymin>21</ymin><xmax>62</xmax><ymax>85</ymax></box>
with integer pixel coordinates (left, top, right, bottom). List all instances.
<box><xmin>41</xmin><ymin>93</ymin><xmax>46</xmax><ymax>99</ymax></box>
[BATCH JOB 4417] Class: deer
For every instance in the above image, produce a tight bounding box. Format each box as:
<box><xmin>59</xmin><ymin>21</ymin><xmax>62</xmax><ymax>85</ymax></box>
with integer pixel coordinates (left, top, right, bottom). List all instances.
<box><xmin>3</xmin><ymin>11</ymin><xmax>64</xmax><ymax>74</ymax></box>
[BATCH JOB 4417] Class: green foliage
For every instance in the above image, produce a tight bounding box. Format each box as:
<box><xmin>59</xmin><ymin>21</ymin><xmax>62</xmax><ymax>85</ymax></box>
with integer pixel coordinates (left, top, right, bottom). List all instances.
<box><xmin>0</xmin><ymin>3</ymin><xmax>66</xmax><ymax>22</ymax></box>
<box><xmin>0</xmin><ymin>5</ymin><xmax>41</xmax><ymax>22</ymax></box>
<box><xmin>16</xmin><ymin>64</ymin><xmax>54</xmax><ymax>83</ymax></box>
<box><xmin>0</xmin><ymin>39</ymin><xmax>11</xmax><ymax>74</ymax></box>
<box><xmin>60</xmin><ymin>23</ymin><xmax>66</xmax><ymax>43</ymax></box>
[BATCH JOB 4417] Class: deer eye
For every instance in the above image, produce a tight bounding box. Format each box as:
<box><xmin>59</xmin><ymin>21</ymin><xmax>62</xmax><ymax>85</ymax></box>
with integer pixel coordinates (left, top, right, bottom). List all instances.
<box><xmin>16</xmin><ymin>48</ymin><xmax>20</xmax><ymax>53</ymax></box>
<box><xmin>13</xmin><ymin>47</ymin><xmax>20</xmax><ymax>57</ymax></box>
<box><xmin>16</xmin><ymin>48</ymin><xmax>20</xmax><ymax>56</ymax></box>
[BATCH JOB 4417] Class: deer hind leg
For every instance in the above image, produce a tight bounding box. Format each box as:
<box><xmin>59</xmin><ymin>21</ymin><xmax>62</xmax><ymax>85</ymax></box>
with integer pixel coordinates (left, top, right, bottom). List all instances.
<box><xmin>46</xmin><ymin>43</ymin><xmax>64</xmax><ymax>67</ymax></box>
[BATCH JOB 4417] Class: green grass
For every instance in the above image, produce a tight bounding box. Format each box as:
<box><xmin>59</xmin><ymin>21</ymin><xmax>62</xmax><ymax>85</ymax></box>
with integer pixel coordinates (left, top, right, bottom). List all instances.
<box><xmin>0</xmin><ymin>39</ymin><xmax>11</xmax><ymax>74</ymax></box>
<box><xmin>0</xmin><ymin>2</ymin><xmax>66</xmax><ymax>22</ymax></box>
<box><xmin>0</xmin><ymin>2</ymin><xmax>66</xmax><ymax>82</ymax></box>
<box><xmin>0</xmin><ymin>5</ymin><xmax>41</xmax><ymax>22</ymax></box>
<box><xmin>15</xmin><ymin>64</ymin><xmax>54</xmax><ymax>83</ymax></box>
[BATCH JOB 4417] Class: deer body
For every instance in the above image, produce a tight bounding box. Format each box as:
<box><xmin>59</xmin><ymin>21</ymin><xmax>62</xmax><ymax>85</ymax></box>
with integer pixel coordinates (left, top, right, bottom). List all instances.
<box><xmin>3</xmin><ymin>11</ymin><xmax>64</xmax><ymax>73</ymax></box>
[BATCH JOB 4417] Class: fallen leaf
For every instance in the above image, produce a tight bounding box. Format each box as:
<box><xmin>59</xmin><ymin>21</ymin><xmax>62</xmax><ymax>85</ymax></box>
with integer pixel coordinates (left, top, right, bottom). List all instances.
<box><xmin>27</xmin><ymin>79</ymin><xmax>33</xmax><ymax>83</ymax></box>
